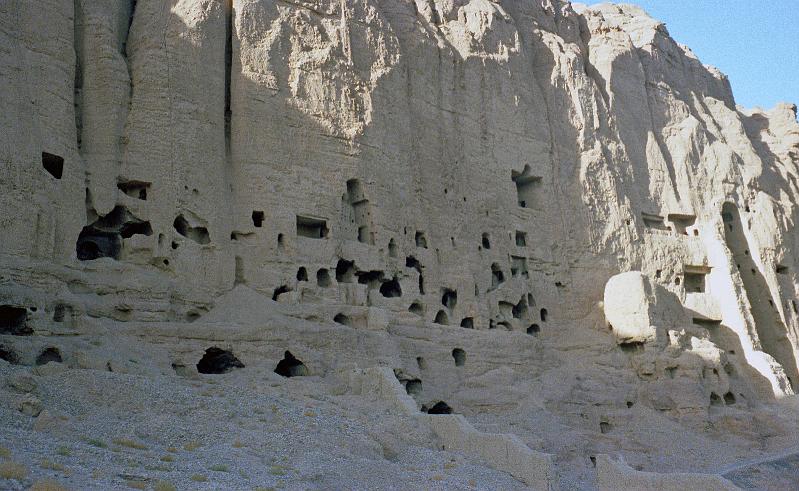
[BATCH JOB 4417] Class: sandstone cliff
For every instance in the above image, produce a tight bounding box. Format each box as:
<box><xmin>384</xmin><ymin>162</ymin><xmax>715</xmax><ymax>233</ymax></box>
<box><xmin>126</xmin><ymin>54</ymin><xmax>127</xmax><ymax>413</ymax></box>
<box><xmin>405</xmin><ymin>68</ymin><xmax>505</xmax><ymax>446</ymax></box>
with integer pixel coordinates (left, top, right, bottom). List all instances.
<box><xmin>2</xmin><ymin>1</ymin><xmax>799</xmax><ymax>489</ymax></box>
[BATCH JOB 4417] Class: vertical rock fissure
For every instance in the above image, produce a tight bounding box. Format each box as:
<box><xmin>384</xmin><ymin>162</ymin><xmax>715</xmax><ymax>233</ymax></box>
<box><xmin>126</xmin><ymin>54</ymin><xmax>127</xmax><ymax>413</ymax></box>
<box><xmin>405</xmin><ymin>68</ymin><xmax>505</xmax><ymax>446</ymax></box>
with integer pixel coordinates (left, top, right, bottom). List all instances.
<box><xmin>123</xmin><ymin>1</ymin><xmax>137</xmax><ymax>81</ymax></box>
<box><xmin>121</xmin><ymin>0</ymin><xmax>136</xmax><ymax>167</ymax></box>
<box><xmin>128</xmin><ymin>1</ymin><xmax>137</xmax><ymax>31</ymax></box>
<box><xmin>224</xmin><ymin>0</ymin><xmax>233</xmax><ymax>156</ymax></box>
<box><xmin>73</xmin><ymin>0</ymin><xmax>84</xmax><ymax>150</ymax></box>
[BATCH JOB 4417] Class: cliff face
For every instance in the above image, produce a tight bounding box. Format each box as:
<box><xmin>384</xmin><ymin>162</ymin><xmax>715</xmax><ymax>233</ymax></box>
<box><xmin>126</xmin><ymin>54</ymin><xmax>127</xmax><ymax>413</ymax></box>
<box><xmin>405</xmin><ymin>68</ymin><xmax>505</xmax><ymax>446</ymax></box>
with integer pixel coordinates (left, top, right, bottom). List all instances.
<box><xmin>2</xmin><ymin>0</ymin><xmax>799</xmax><ymax>487</ymax></box>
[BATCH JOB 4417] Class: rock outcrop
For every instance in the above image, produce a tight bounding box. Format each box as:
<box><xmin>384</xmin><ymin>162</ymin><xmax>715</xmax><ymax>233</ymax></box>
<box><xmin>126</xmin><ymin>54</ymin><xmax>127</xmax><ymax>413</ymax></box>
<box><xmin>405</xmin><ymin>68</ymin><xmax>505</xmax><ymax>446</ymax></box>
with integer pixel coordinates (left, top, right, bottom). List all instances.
<box><xmin>2</xmin><ymin>0</ymin><xmax>799</xmax><ymax>488</ymax></box>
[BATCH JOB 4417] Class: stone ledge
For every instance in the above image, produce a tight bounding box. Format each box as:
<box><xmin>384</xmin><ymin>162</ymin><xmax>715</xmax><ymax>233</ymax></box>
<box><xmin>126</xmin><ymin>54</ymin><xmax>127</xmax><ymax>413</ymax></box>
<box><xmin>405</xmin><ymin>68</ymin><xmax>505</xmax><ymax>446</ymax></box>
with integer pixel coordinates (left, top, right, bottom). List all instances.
<box><xmin>596</xmin><ymin>454</ymin><xmax>740</xmax><ymax>491</ymax></box>
<box><xmin>351</xmin><ymin>366</ymin><xmax>559</xmax><ymax>490</ymax></box>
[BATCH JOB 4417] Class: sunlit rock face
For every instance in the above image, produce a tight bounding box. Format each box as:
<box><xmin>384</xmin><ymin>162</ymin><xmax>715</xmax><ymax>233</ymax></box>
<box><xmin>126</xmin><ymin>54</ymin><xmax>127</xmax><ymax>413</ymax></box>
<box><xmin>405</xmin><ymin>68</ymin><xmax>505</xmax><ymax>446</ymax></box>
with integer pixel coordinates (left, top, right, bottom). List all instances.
<box><xmin>2</xmin><ymin>0</ymin><xmax>799</xmax><ymax>488</ymax></box>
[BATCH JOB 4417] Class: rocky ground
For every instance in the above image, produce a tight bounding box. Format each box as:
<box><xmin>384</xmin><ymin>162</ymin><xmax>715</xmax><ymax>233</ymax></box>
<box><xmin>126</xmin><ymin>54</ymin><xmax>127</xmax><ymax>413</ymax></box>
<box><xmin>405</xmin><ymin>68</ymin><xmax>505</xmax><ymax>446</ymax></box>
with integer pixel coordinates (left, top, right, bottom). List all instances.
<box><xmin>3</xmin><ymin>309</ymin><xmax>799</xmax><ymax>490</ymax></box>
<box><xmin>0</xmin><ymin>359</ymin><xmax>529</xmax><ymax>490</ymax></box>
<box><xmin>4</xmin><ymin>0</ymin><xmax>799</xmax><ymax>489</ymax></box>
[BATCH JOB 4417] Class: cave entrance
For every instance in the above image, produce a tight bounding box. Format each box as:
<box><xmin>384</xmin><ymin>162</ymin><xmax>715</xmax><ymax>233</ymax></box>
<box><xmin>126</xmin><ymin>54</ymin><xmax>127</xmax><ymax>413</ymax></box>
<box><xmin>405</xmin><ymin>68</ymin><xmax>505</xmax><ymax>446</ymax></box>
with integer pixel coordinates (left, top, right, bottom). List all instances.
<box><xmin>317</xmin><ymin>269</ymin><xmax>332</xmax><ymax>287</ymax></box>
<box><xmin>425</xmin><ymin>401</ymin><xmax>453</xmax><ymax>414</ymax></box>
<box><xmin>252</xmin><ymin>210</ymin><xmax>265</xmax><ymax>228</ymax></box>
<box><xmin>274</xmin><ymin>351</ymin><xmax>308</xmax><ymax>377</ymax></box>
<box><xmin>511</xmin><ymin>165</ymin><xmax>542</xmax><ymax>209</ymax></box>
<box><xmin>668</xmin><ymin>213</ymin><xmax>696</xmax><ymax>236</ymax></box>
<box><xmin>343</xmin><ymin>179</ymin><xmax>375</xmax><ymax>245</ymax></box>
<box><xmin>42</xmin><ymin>152</ymin><xmax>64</xmax><ymax>179</ymax></box>
<box><xmin>78</xmin><ymin>206</ymin><xmax>153</xmax><ymax>260</ymax></box>
<box><xmin>415</xmin><ymin>231</ymin><xmax>427</xmax><ymax>248</ymax></box>
<box><xmin>333</xmin><ymin>313</ymin><xmax>351</xmax><ymax>326</ymax></box>
<box><xmin>0</xmin><ymin>345</ymin><xmax>20</xmax><ymax>364</ymax></box>
<box><xmin>36</xmin><ymin>347</ymin><xmax>62</xmax><ymax>366</ymax></box>
<box><xmin>441</xmin><ymin>289</ymin><xmax>457</xmax><ymax>310</ymax></box>
<box><xmin>512</xmin><ymin>296</ymin><xmax>529</xmax><ymax>319</ymax></box>
<box><xmin>684</xmin><ymin>265</ymin><xmax>711</xmax><ymax>293</ymax></box>
<box><xmin>173</xmin><ymin>214</ymin><xmax>210</xmax><ymax>245</ymax></box>
<box><xmin>0</xmin><ymin>306</ymin><xmax>30</xmax><ymax>335</ymax></box>
<box><xmin>393</xmin><ymin>369</ymin><xmax>423</xmax><ymax>396</ymax></box>
<box><xmin>117</xmin><ymin>179</ymin><xmax>150</xmax><ymax>200</ymax></box>
<box><xmin>380</xmin><ymin>277</ymin><xmax>402</xmax><ymax>298</ymax></box>
<box><xmin>642</xmin><ymin>212</ymin><xmax>669</xmax><ymax>232</ymax></box>
<box><xmin>405</xmin><ymin>379</ymin><xmax>422</xmax><ymax>396</ymax></box>
<box><xmin>491</xmin><ymin>263</ymin><xmax>505</xmax><ymax>288</ymax></box>
<box><xmin>296</xmin><ymin>215</ymin><xmax>329</xmax><ymax>239</ymax></box>
<box><xmin>335</xmin><ymin>259</ymin><xmax>356</xmax><ymax>283</ymax></box>
<box><xmin>196</xmin><ymin>347</ymin><xmax>244</xmax><ymax>374</ymax></box>
<box><xmin>452</xmin><ymin>348</ymin><xmax>465</xmax><ymax>367</ymax></box>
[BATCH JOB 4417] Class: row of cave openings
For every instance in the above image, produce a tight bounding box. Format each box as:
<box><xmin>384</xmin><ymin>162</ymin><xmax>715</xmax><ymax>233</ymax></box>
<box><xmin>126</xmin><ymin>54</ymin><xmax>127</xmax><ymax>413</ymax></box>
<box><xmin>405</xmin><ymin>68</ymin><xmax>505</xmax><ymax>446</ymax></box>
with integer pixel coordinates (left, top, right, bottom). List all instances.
<box><xmin>46</xmin><ymin>134</ymin><xmax>543</xmax><ymax>242</ymax></box>
<box><xmin>0</xmin><ymin>343</ymin><xmax>63</xmax><ymax>367</ymax></box>
<box><xmin>393</xmin><ymin>350</ymin><xmax>472</xmax><ymax>415</ymax></box>
<box><xmin>644</xmin><ymin>204</ymin><xmax>789</xmax><ymax>299</ymax></box>
<box><xmin>617</xmin><ymin>343</ymin><xmax>744</xmax><ymax>410</ymax></box>
<box><xmin>192</xmin><ymin>347</ymin><xmax>307</xmax><ymax>378</ymax></box>
<box><xmin>69</xmin><ymin>0</ymin><xmax>230</xmax><ymax>257</ymax></box>
<box><xmin>644</xmin><ymin>204</ymin><xmax>790</xmax><ymax>299</ymax></box>
<box><xmin>642</xmin><ymin>212</ymin><xmax>699</xmax><ymax>237</ymax></box>
<box><xmin>75</xmin><ymin>184</ymin><xmax>210</xmax><ymax>262</ymax></box>
<box><xmin>639</xmin><ymin>211</ymin><xmax>714</xmax><ymax>306</ymax></box>
<box><xmin>293</xmin><ymin>176</ymin><xmax>538</xmax><ymax>256</ymax></box>
<box><xmin>34</xmin><ymin>149</ymin><xmax>798</xmax><ymax>395</ymax></box>
<box><xmin>192</xmin><ymin>347</ymin><xmax>459</xmax><ymax>415</ymax></box>
<box><xmin>273</xmin><ymin>258</ymin><xmax>400</xmax><ymax>306</ymax></box>
<box><xmin>1</xmin><ymin>303</ymin><xmax>76</xmax><ymax>334</ymax></box>
<box><xmin>721</xmin><ymin>202</ymin><xmax>798</xmax><ymax>390</ymax></box>
<box><xmin>640</xmin><ymin>211</ymin><xmax>706</xmax><ymax>294</ymax></box>
<box><xmin>34</xmin><ymin>151</ymin><xmax>158</xmax><ymax>262</ymax></box>
<box><xmin>669</xmin><ymin>203</ymin><xmax>797</xmax><ymax>391</ymax></box>
<box><xmin>652</xmin><ymin>265</ymin><xmax>713</xmax><ymax>294</ymax></box>
<box><xmin>46</xmin><ymin>105</ymin><xmax>545</xmax><ymax>268</ymax></box>
<box><xmin>266</xmin><ymin>179</ymin><xmax>375</xmax><ymax>246</ymax></box>
<box><xmin>273</xmin><ymin>254</ymin><xmax>547</xmax><ymax>336</ymax></box>
<box><xmin>69</xmin><ymin>168</ymin><xmax>545</xmax><ymax>301</ymax></box>
<box><xmin>280</xmin><ymin>177</ymin><xmax>549</xmax><ymax>335</ymax></box>
<box><xmin>47</xmin><ymin>156</ymin><xmax>552</xmax><ymax>333</ymax></box>
<box><xmin>39</xmin><ymin>141</ymin><xmax>209</xmax><ymax>261</ymax></box>
<box><xmin>1</xmin><ymin>303</ymin><xmax>77</xmax><ymax>365</ymax></box>
<box><xmin>631</xmin><ymin>202</ymin><xmax>799</xmax><ymax>393</ymax></box>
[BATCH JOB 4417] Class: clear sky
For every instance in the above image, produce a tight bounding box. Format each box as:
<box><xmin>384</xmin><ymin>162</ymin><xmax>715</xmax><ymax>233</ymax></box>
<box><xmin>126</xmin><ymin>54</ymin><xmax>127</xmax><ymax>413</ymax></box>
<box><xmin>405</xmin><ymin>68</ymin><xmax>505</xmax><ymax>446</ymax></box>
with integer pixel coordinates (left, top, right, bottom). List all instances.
<box><xmin>584</xmin><ymin>1</ymin><xmax>798</xmax><ymax>110</ymax></box>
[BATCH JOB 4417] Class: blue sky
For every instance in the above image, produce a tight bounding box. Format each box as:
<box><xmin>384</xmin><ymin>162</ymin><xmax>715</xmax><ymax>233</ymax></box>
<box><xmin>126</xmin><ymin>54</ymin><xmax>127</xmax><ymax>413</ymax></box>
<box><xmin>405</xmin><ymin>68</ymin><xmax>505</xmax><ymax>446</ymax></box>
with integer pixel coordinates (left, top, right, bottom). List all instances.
<box><xmin>584</xmin><ymin>1</ymin><xmax>798</xmax><ymax>110</ymax></box>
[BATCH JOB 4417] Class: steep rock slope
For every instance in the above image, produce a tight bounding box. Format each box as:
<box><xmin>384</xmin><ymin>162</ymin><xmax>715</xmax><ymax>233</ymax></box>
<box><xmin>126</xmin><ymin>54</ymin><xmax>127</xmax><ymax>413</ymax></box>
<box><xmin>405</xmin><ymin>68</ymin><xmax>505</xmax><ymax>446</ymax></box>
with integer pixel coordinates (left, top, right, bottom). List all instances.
<box><xmin>2</xmin><ymin>0</ymin><xmax>799</xmax><ymax>488</ymax></box>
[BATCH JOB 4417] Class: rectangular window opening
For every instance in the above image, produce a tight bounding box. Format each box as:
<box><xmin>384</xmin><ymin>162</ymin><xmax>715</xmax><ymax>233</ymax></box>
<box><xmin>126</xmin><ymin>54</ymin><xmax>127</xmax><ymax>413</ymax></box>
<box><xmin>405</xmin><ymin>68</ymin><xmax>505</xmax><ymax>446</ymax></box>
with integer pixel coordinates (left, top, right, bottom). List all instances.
<box><xmin>296</xmin><ymin>215</ymin><xmax>329</xmax><ymax>239</ymax></box>
<box><xmin>642</xmin><ymin>212</ymin><xmax>669</xmax><ymax>232</ymax></box>
<box><xmin>684</xmin><ymin>265</ymin><xmax>711</xmax><ymax>293</ymax></box>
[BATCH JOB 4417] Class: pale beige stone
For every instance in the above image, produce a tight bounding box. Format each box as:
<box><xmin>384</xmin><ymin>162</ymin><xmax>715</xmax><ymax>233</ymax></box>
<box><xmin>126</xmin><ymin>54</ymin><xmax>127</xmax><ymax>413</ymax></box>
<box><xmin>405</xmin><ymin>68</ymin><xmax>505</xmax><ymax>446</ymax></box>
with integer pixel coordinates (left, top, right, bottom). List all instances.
<box><xmin>1</xmin><ymin>0</ymin><xmax>799</xmax><ymax>488</ymax></box>
<box><xmin>16</xmin><ymin>393</ymin><xmax>42</xmax><ymax>417</ymax></box>
<box><xmin>5</xmin><ymin>373</ymin><xmax>37</xmax><ymax>393</ymax></box>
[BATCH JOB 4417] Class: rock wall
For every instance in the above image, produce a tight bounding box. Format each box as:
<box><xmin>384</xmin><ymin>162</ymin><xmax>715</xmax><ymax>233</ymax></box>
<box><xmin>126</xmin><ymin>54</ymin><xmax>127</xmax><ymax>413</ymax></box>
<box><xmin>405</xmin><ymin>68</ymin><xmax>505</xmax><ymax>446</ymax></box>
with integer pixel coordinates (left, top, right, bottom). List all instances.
<box><xmin>2</xmin><ymin>0</ymin><xmax>799</xmax><ymax>435</ymax></box>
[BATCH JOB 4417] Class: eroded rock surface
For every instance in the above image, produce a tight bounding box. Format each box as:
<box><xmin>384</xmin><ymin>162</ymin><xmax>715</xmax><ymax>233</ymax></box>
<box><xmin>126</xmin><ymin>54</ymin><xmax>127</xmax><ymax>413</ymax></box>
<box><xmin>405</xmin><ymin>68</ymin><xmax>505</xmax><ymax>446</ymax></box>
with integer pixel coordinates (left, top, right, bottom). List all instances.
<box><xmin>2</xmin><ymin>0</ymin><xmax>799</xmax><ymax>489</ymax></box>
